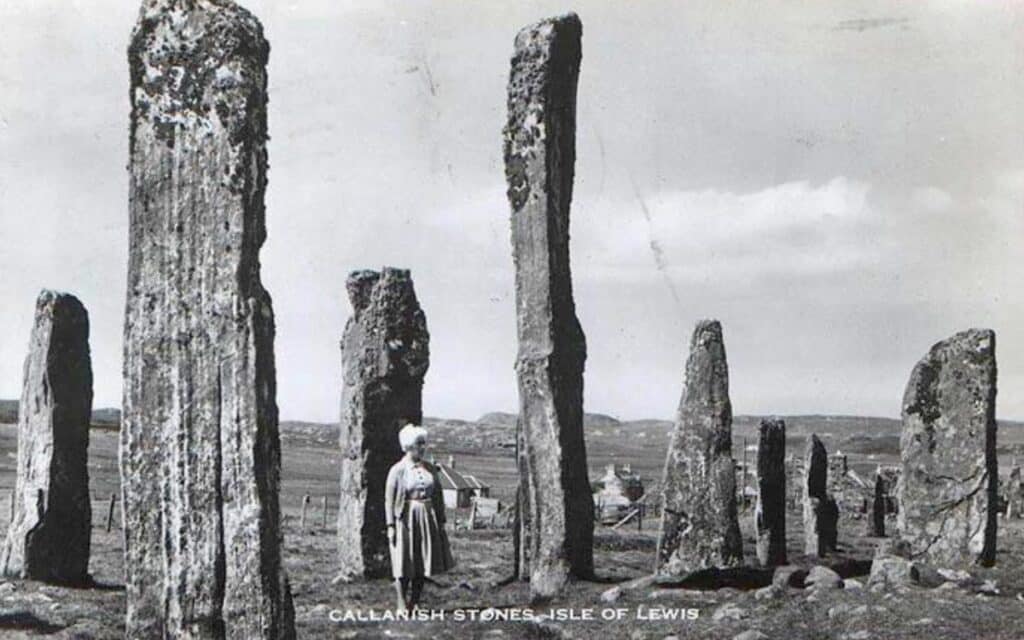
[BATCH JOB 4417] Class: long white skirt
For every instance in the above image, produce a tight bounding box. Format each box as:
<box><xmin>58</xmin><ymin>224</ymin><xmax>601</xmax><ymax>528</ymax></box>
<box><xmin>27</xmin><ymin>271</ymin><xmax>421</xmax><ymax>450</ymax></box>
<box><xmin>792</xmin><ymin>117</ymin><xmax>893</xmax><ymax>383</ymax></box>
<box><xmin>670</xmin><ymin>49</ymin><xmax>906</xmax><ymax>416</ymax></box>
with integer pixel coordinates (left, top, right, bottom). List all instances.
<box><xmin>391</xmin><ymin>499</ymin><xmax>454</xmax><ymax>579</ymax></box>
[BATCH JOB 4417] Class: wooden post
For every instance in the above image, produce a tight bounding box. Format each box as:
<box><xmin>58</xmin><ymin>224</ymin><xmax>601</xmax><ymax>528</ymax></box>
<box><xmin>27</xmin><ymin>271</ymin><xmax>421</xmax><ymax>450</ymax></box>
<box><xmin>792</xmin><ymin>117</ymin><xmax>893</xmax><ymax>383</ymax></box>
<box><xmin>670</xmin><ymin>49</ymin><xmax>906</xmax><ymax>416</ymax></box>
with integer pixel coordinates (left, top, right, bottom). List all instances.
<box><xmin>8</xmin><ymin>490</ymin><xmax>13</xmax><ymax>523</ymax></box>
<box><xmin>300</xmin><ymin>494</ymin><xmax>311</xmax><ymax>530</ymax></box>
<box><xmin>467</xmin><ymin>500</ymin><xmax>478</xmax><ymax>531</ymax></box>
<box><xmin>321</xmin><ymin>495</ymin><xmax>328</xmax><ymax>529</ymax></box>
<box><xmin>637</xmin><ymin>502</ymin><xmax>643</xmax><ymax>531</ymax></box>
<box><xmin>106</xmin><ymin>493</ymin><xmax>117</xmax><ymax>532</ymax></box>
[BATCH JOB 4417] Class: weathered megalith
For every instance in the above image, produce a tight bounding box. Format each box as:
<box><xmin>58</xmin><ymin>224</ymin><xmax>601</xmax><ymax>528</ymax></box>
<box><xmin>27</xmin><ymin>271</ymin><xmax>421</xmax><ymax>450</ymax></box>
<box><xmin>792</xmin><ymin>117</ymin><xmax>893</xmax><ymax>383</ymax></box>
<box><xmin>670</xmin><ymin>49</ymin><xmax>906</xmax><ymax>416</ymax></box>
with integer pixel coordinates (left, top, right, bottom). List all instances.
<box><xmin>337</xmin><ymin>268</ymin><xmax>429</xmax><ymax>579</ymax></box>
<box><xmin>121</xmin><ymin>1</ymin><xmax>294</xmax><ymax>637</ymax></box>
<box><xmin>656</xmin><ymin>320</ymin><xmax>743</xmax><ymax>576</ymax></box>
<box><xmin>755</xmin><ymin>418</ymin><xmax>786</xmax><ymax>566</ymax></box>
<box><xmin>503</xmin><ymin>12</ymin><xmax>593</xmax><ymax>599</ymax></box>
<box><xmin>897</xmin><ymin>329</ymin><xmax>997</xmax><ymax>567</ymax></box>
<box><xmin>0</xmin><ymin>291</ymin><xmax>92</xmax><ymax>583</ymax></box>
<box><xmin>871</xmin><ymin>473</ymin><xmax>886</xmax><ymax>537</ymax></box>
<box><xmin>803</xmin><ymin>434</ymin><xmax>838</xmax><ymax>556</ymax></box>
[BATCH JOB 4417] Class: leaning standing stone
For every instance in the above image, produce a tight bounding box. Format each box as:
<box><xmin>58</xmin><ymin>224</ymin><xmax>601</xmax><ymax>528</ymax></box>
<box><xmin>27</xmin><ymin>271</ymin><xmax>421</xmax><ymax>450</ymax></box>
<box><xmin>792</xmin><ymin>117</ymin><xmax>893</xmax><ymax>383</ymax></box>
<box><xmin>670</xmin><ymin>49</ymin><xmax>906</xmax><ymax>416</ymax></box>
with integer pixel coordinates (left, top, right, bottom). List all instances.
<box><xmin>337</xmin><ymin>269</ymin><xmax>429</xmax><ymax>579</ymax></box>
<box><xmin>755</xmin><ymin>418</ymin><xmax>787</xmax><ymax>566</ymax></box>
<box><xmin>657</xmin><ymin>320</ymin><xmax>743</xmax><ymax>576</ymax></box>
<box><xmin>504</xmin><ymin>12</ymin><xmax>594</xmax><ymax>600</ymax></box>
<box><xmin>897</xmin><ymin>329</ymin><xmax>998</xmax><ymax>567</ymax></box>
<box><xmin>0</xmin><ymin>291</ymin><xmax>92</xmax><ymax>584</ymax></box>
<box><xmin>121</xmin><ymin>1</ymin><xmax>294</xmax><ymax>637</ymax></box>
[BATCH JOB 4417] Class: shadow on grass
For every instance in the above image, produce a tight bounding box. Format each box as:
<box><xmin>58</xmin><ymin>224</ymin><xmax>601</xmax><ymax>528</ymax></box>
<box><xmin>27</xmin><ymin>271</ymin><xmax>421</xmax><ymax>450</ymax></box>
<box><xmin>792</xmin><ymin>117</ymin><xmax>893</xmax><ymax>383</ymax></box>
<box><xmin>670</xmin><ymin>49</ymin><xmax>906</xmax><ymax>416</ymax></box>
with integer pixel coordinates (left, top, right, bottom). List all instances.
<box><xmin>0</xmin><ymin>611</ymin><xmax>65</xmax><ymax>633</ymax></box>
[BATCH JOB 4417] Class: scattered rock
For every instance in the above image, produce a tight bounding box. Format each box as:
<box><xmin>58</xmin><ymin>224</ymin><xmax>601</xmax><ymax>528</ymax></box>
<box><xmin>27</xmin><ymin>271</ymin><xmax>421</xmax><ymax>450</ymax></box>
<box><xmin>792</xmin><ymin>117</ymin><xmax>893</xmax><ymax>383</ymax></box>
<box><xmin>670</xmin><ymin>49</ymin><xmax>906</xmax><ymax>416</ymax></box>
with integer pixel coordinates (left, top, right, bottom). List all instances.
<box><xmin>754</xmin><ymin>585</ymin><xmax>782</xmax><ymax>601</ymax></box>
<box><xmin>772</xmin><ymin>565</ymin><xmax>802</xmax><ymax>589</ymax></box>
<box><xmin>805</xmin><ymin>566</ymin><xmax>843</xmax><ymax>591</ymax></box>
<box><xmin>841</xmin><ymin>632</ymin><xmax>871</xmax><ymax>640</ymax></box>
<box><xmin>976</xmin><ymin>579</ymin><xmax>999</xmax><ymax>595</ymax></box>
<box><xmin>600</xmin><ymin>586</ymin><xmax>621</xmax><ymax>603</ymax></box>
<box><xmin>733</xmin><ymin>631</ymin><xmax>769</xmax><ymax>640</ymax></box>
<box><xmin>711</xmin><ymin>603</ymin><xmax>746</xmax><ymax>622</ymax></box>
<box><xmin>843</xmin><ymin>579</ymin><xmax>863</xmax><ymax>590</ymax></box>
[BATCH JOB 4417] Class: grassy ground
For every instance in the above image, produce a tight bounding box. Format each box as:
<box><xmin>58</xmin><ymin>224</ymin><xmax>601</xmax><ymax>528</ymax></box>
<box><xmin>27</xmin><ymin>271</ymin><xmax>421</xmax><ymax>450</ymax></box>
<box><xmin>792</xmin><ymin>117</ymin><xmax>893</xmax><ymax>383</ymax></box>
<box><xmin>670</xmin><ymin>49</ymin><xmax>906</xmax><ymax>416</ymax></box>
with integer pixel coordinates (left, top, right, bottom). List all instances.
<box><xmin>0</xmin><ymin>421</ymin><xmax>1023</xmax><ymax>638</ymax></box>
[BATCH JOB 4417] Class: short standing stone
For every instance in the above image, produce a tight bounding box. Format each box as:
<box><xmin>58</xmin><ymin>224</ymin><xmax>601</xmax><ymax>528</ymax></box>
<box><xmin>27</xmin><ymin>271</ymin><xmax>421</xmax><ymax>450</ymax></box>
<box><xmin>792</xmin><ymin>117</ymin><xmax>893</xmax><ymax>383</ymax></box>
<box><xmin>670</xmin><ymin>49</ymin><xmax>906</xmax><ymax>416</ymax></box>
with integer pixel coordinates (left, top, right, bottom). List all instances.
<box><xmin>657</xmin><ymin>320</ymin><xmax>743</xmax><ymax>575</ymax></box>
<box><xmin>803</xmin><ymin>434</ymin><xmax>838</xmax><ymax>556</ymax></box>
<box><xmin>0</xmin><ymin>291</ymin><xmax>92</xmax><ymax>584</ymax></box>
<box><xmin>871</xmin><ymin>473</ymin><xmax>886</xmax><ymax>537</ymax></box>
<box><xmin>755</xmin><ymin>418</ymin><xmax>786</xmax><ymax>566</ymax></box>
<box><xmin>1005</xmin><ymin>466</ymin><xmax>1022</xmax><ymax>519</ymax></box>
<box><xmin>337</xmin><ymin>268</ymin><xmax>429</xmax><ymax>579</ymax></box>
<box><xmin>504</xmin><ymin>12</ymin><xmax>594</xmax><ymax>599</ymax></box>
<box><xmin>121</xmin><ymin>1</ymin><xmax>294</xmax><ymax>637</ymax></box>
<box><xmin>897</xmin><ymin>329</ymin><xmax>998</xmax><ymax>567</ymax></box>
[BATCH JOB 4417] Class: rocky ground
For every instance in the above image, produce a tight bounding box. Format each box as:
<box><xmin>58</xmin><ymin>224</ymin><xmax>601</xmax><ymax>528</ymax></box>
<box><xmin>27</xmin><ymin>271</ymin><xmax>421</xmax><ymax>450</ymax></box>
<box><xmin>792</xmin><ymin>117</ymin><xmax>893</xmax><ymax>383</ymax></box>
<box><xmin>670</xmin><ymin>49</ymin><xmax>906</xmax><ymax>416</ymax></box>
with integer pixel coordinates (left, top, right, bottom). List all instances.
<box><xmin>0</xmin><ymin>421</ymin><xmax>1023</xmax><ymax>638</ymax></box>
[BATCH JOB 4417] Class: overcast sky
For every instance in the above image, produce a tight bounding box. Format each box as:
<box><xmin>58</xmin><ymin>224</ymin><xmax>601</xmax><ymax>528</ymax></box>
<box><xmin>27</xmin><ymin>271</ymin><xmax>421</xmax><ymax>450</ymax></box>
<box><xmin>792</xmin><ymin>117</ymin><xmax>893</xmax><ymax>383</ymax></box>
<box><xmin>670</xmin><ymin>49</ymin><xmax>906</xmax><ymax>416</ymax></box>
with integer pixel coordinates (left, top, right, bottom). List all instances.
<box><xmin>1</xmin><ymin>0</ymin><xmax>1021</xmax><ymax>423</ymax></box>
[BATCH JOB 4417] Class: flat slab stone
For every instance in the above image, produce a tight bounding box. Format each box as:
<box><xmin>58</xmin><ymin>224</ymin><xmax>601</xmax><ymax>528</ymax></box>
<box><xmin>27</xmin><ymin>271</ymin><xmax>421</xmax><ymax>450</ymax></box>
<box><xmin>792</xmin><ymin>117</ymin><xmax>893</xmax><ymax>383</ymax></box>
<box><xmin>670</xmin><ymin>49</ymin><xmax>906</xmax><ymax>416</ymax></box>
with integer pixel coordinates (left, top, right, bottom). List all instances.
<box><xmin>0</xmin><ymin>291</ymin><xmax>92</xmax><ymax>584</ymax></box>
<box><xmin>897</xmin><ymin>328</ymin><xmax>998</xmax><ymax>567</ymax></box>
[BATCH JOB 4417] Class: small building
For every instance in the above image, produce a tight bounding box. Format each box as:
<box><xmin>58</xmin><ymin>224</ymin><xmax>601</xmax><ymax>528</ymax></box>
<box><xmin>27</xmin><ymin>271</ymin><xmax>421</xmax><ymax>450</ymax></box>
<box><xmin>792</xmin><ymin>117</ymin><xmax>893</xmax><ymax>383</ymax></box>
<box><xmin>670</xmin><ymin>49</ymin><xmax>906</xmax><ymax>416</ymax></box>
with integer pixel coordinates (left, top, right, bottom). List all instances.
<box><xmin>433</xmin><ymin>457</ymin><xmax>490</xmax><ymax>509</ymax></box>
<box><xmin>593</xmin><ymin>463</ymin><xmax>645</xmax><ymax>524</ymax></box>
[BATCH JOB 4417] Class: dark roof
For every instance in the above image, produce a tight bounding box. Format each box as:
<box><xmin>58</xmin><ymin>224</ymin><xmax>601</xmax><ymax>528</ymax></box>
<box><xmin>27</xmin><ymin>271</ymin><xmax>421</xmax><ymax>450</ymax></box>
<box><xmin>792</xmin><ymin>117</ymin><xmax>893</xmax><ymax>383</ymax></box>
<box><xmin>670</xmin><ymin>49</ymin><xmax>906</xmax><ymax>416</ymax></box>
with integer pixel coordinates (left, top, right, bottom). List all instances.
<box><xmin>435</xmin><ymin>464</ymin><xmax>477</xmax><ymax>491</ymax></box>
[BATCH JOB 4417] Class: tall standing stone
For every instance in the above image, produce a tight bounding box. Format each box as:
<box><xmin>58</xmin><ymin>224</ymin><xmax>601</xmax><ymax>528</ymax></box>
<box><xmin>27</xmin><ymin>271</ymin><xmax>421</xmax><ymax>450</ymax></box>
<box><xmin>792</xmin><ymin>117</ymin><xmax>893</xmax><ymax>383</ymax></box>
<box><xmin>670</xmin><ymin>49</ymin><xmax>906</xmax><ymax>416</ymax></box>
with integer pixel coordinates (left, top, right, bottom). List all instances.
<box><xmin>337</xmin><ymin>268</ymin><xmax>429</xmax><ymax>579</ymax></box>
<box><xmin>503</xmin><ymin>12</ymin><xmax>593</xmax><ymax>599</ymax></box>
<box><xmin>656</xmin><ymin>320</ymin><xmax>742</xmax><ymax>576</ymax></box>
<box><xmin>0</xmin><ymin>291</ymin><xmax>92</xmax><ymax>583</ymax></box>
<box><xmin>870</xmin><ymin>473</ymin><xmax>886</xmax><ymax>537</ymax></box>
<box><xmin>121</xmin><ymin>2</ymin><xmax>294</xmax><ymax>637</ymax></box>
<box><xmin>754</xmin><ymin>418</ymin><xmax>786</xmax><ymax>566</ymax></box>
<box><xmin>897</xmin><ymin>329</ymin><xmax>997</xmax><ymax>567</ymax></box>
<box><xmin>803</xmin><ymin>434</ymin><xmax>838</xmax><ymax>556</ymax></box>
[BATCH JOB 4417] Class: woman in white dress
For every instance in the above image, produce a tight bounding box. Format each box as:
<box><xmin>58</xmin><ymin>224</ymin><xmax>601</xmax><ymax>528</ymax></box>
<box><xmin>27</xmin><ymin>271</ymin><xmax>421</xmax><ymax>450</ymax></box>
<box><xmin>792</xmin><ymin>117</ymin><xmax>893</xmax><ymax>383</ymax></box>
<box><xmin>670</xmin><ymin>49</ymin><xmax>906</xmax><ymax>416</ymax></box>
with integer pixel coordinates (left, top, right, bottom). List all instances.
<box><xmin>385</xmin><ymin>424</ymin><xmax>454</xmax><ymax>612</ymax></box>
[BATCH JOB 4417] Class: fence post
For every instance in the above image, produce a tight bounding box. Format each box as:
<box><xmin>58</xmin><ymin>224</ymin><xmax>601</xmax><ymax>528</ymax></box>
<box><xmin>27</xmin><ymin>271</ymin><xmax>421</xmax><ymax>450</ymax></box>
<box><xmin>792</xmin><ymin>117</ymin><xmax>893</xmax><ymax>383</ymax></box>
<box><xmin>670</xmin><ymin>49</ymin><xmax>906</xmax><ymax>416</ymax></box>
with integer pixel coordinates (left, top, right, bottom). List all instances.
<box><xmin>106</xmin><ymin>493</ymin><xmax>117</xmax><ymax>532</ymax></box>
<box><xmin>300</xmin><ymin>494</ymin><xmax>311</xmax><ymax>530</ymax></box>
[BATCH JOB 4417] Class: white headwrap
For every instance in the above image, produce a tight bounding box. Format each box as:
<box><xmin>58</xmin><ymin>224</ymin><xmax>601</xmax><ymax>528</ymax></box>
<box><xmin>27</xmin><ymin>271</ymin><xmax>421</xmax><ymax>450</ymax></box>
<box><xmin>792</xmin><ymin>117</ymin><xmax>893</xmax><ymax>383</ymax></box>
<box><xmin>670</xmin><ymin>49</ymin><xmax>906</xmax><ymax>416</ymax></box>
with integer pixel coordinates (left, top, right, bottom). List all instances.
<box><xmin>398</xmin><ymin>424</ymin><xmax>428</xmax><ymax>451</ymax></box>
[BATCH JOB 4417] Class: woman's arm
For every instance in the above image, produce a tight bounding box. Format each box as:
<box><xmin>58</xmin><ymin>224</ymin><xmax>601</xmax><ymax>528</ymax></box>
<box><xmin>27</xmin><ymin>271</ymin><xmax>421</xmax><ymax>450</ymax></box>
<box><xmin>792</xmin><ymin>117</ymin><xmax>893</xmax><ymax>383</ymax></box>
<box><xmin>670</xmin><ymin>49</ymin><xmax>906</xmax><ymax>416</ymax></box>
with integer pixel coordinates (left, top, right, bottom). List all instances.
<box><xmin>385</xmin><ymin>464</ymin><xmax>399</xmax><ymax>528</ymax></box>
<box><xmin>431</xmin><ymin>466</ymin><xmax>447</xmax><ymax>525</ymax></box>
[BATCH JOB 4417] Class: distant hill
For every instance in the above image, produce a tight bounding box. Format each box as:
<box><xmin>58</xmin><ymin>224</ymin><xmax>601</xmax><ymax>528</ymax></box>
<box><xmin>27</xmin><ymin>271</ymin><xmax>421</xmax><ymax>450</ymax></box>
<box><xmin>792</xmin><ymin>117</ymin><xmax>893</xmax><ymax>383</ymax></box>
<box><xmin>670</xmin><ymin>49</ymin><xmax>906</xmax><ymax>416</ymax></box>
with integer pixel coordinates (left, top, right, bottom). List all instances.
<box><xmin>477</xmin><ymin>411</ymin><xmax>622</xmax><ymax>429</ymax></box>
<box><xmin>0</xmin><ymin>399</ymin><xmax>122</xmax><ymax>428</ymax></box>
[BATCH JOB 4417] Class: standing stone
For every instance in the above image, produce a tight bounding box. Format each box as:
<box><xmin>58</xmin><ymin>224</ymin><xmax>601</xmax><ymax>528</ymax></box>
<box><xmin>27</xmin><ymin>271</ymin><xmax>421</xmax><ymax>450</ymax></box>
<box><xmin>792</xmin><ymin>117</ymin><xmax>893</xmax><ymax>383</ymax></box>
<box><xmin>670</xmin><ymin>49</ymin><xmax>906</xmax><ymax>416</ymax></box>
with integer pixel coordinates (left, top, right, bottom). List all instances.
<box><xmin>803</xmin><ymin>434</ymin><xmax>838</xmax><ymax>556</ymax></box>
<box><xmin>121</xmin><ymin>2</ymin><xmax>294</xmax><ymax>637</ymax></box>
<box><xmin>656</xmin><ymin>320</ymin><xmax>743</xmax><ymax>576</ymax></box>
<box><xmin>337</xmin><ymin>269</ymin><xmax>429</xmax><ymax>579</ymax></box>
<box><xmin>503</xmin><ymin>12</ymin><xmax>593</xmax><ymax>599</ymax></box>
<box><xmin>0</xmin><ymin>291</ymin><xmax>92</xmax><ymax>583</ymax></box>
<box><xmin>897</xmin><ymin>329</ymin><xmax>998</xmax><ymax>567</ymax></box>
<box><xmin>870</xmin><ymin>473</ymin><xmax>886</xmax><ymax>537</ymax></box>
<box><xmin>754</xmin><ymin>418</ymin><xmax>786</xmax><ymax>567</ymax></box>
<box><xmin>1007</xmin><ymin>466</ymin><xmax>1022</xmax><ymax>519</ymax></box>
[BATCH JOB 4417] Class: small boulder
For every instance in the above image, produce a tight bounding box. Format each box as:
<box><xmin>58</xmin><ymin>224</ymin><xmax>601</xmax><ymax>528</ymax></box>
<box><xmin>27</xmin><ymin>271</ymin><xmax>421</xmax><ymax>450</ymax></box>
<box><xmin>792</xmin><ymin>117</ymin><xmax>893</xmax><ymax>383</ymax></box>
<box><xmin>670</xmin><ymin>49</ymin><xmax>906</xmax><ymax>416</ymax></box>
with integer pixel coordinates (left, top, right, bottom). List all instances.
<box><xmin>805</xmin><ymin>566</ymin><xmax>843</xmax><ymax>591</ymax></box>
<box><xmin>712</xmin><ymin>603</ymin><xmax>746</xmax><ymax>622</ymax></box>
<box><xmin>733</xmin><ymin>632</ymin><xmax>769</xmax><ymax>640</ymax></box>
<box><xmin>754</xmin><ymin>585</ymin><xmax>782</xmax><ymax>601</ymax></box>
<box><xmin>772</xmin><ymin>565</ymin><xmax>802</xmax><ymax>589</ymax></box>
<box><xmin>601</xmin><ymin>586</ymin><xmax>622</xmax><ymax>603</ymax></box>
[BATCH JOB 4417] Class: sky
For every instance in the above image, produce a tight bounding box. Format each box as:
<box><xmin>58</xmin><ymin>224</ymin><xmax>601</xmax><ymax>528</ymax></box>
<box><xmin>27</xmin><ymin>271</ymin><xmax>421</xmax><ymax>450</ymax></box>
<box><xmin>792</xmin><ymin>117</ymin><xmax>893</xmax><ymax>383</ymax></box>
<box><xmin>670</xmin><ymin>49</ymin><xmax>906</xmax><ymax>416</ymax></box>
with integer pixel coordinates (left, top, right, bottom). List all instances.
<box><xmin>0</xmin><ymin>0</ymin><xmax>1022</xmax><ymax>423</ymax></box>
